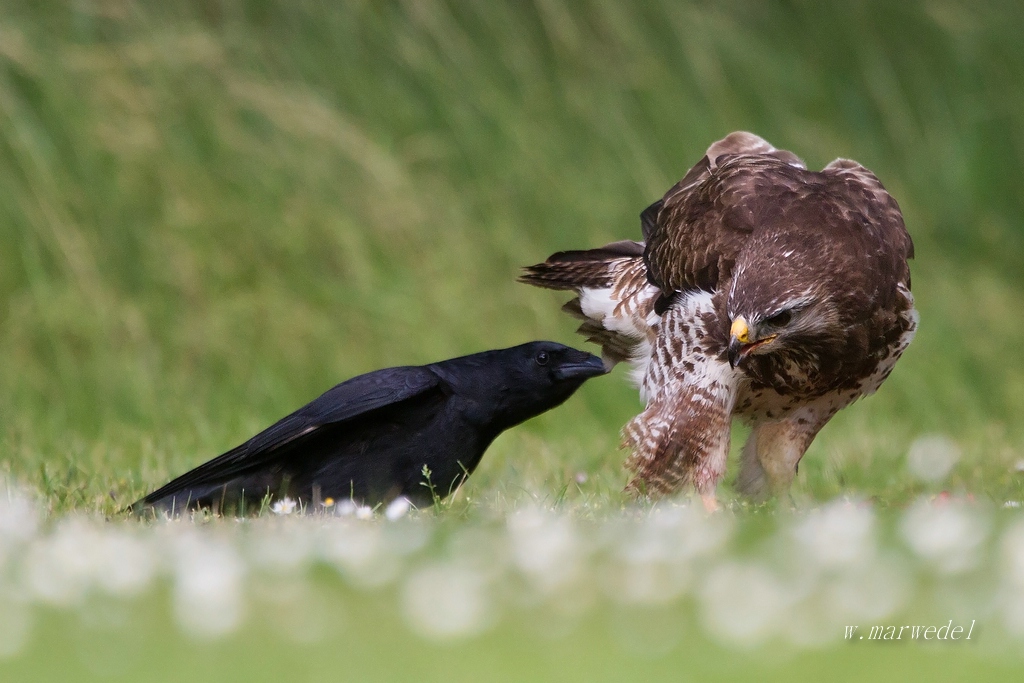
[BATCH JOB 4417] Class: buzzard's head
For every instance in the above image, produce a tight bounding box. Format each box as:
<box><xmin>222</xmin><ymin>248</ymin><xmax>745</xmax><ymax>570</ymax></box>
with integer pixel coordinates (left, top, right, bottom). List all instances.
<box><xmin>726</xmin><ymin>308</ymin><xmax>807</xmax><ymax>369</ymax></box>
<box><xmin>724</xmin><ymin>238</ymin><xmax>845</xmax><ymax>369</ymax></box>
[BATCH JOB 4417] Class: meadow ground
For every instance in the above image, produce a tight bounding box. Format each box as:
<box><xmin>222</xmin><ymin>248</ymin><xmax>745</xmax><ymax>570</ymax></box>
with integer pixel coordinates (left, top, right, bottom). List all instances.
<box><xmin>2</xmin><ymin>1</ymin><xmax>1024</xmax><ymax>680</ymax></box>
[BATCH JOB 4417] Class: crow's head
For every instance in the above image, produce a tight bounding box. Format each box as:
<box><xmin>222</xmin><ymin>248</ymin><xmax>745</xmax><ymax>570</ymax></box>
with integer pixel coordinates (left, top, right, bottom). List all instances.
<box><xmin>499</xmin><ymin>340</ymin><xmax>608</xmax><ymax>428</ymax></box>
<box><xmin>518</xmin><ymin>339</ymin><xmax>608</xmax><ymax>389</ymax></box>
<box><xmin>437</xmin><ymin>341</ymin><xmax>607</xmax><ymax>431</ymax></box>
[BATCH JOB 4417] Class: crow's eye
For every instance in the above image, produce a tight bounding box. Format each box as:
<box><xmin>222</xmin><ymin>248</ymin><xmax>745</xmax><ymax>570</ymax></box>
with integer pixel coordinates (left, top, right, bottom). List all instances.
<box><xmin>535</xmin><ymin>350</ymin><xmax>550</xmax><ymax>366</ymax></box>
<box><xmin>765</xmin><ymin>310</ymin><xmax>792</xmax><ymax>327</ymax></box>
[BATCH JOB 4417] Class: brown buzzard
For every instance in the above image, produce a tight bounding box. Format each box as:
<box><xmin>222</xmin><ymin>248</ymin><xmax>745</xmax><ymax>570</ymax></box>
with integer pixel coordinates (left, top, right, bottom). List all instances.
<box><xmin>521</xmin><ymin>132</ymin><xmax>917</xmax><ymax>508</ymax></box>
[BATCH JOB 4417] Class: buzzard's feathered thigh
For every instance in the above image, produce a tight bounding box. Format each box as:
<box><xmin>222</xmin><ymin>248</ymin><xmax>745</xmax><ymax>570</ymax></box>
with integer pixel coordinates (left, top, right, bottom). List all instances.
<box><xmin>623</xmin><ymin>292</ymin><xmax>737</xmax><ymax>495</ymax></box>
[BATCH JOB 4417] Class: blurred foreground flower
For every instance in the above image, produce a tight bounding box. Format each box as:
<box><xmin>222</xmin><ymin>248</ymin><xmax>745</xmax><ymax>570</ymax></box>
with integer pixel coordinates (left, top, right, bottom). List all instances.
<box><xmin>271</xmin><ymin>498</ymin><xmax>298</xmax><ymax>515</ymax></box>
<box><xmin>385</xmin><ymin>497</ymin><xmax>412</xmax><ymax>520</ymax></box>
<box><xmin>900</xmin><ymin>497</ymin><xmax>988</xmax><ymax>574</ymax></box>
<box><xmin>906</xmin><ymin>434</ymin><xmax>961</xmax><ymax>483</ymax></box>
<box><xmin>172</xmin><ymin>532</ymin><xmax>246</xmax><ymax>638</ymax></box>
<box><xmin>402</xmin><ymin>561</ymin><xmax>493</xmax><ymax>640</ymax></box>
<box><xmin>791</xmin><ymin>499</ymin><xmax>875</xmax><ymax>569</ymax></box>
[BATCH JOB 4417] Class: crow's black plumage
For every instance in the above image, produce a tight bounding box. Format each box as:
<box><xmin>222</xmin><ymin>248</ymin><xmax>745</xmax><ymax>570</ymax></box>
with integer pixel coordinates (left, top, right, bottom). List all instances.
<box><xmin>132</xmin><ymin>342</ymin><xmax>606</xmax><ymax>514</ymax></box>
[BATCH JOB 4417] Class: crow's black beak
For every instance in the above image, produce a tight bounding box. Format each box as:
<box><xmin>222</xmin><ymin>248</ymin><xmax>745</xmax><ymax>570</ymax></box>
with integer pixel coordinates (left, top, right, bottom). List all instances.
<box><xmin>728</xmin><ymin>337</ymin><xmax>743</xmax><ymax>369</ymax></box>
<box><xmin>553</xmin><ymin>354</ymin><xmax>608</xmax><ymax>381</ymax></box>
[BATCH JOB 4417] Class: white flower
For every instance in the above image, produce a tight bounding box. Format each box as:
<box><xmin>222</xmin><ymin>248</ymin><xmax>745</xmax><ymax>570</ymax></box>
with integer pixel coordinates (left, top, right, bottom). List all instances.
<box><xmin>402</xmin><ymin>562</ymin><xmax>492</xmax><ymax>640</ymax></box>
<box><xmin>0</xmin><ymin>484</ymin><xmax>40</xmax><ymax>544</ymax></box>
<box><xmin>335</xmin><ymin>500</ymin><xmax>357</xmax><ymax>516</ymax></box>
<box><xmin>699</xmin><ymin>561</ymin><xmax>793</xmax><ymax>646</ymax></box>
<box><xmin>507</xmin><ymin>507</ymin><xmax>581</xmax><ymax>594</ymax></box>
<box><xmin>791</xmin><ymin>499</ymin><xmax>875</xmax><ymax>569</ymax></box>
<box><xmin>900</xmin><ymin>497</ymin><xmax>987</xmax><ymax>574</ymax></box>
<box><xmin>355</xmin><ymin>505</ymin><xmax>374</xmax><ymax>520</ymax></box>
<box><xmin>171</xmin><ymin>532</ymin><xmax>246</xmax><ymax>638</ymax></box>
<box><xmin>271</xmin><ymin>498</ymin><xmax>297</xmax><ymax>515</ymax></box>
<box><xmin>385</xmin><ymin>497</ymin><xmax>412</xmax><ymax>521</ymax></box>
<box><xmin>906</xmin><ymin>434</ymin><xmax>961</xmax><ymax>483</ymax></box>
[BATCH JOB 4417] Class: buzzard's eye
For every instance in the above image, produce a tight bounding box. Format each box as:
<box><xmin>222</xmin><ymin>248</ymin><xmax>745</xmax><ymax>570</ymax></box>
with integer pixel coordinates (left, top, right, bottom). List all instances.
<box><xmin>535</xmin><ymin>351</ymin><xmax>550</xmax><ymax>366</ymax></box>
<box><xmin>765</xmin><ymin>310</ymin><xmax>792</xmax><ymax>327</ymax></box>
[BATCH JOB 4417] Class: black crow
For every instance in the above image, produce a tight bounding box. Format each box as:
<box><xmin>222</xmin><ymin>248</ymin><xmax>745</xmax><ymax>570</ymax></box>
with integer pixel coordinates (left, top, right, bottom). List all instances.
<box><xmin>131</xmin><ymin>341</ymin><xmax>606</xmax><ymax>514</ymax></box>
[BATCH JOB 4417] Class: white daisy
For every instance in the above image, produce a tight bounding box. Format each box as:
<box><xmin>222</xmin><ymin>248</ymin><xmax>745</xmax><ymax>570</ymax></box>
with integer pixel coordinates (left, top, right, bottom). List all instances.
<box><xmin>271</xmin><ymin>498</ymin><xmax>298</xmax><ymax>515</ymax></box>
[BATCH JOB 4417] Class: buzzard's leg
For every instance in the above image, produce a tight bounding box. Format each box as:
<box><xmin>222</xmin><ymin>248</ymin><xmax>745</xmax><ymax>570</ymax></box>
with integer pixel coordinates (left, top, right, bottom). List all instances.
<box><xmin>735</xmin><ymin>434</ymin><xmax>769</xmax><ymax>498</ymax></box>
<box><xmin>623</xmin><ymin>376</ymin><xmax>737</xmax><ymax>498</ymax></box>
<box><xmin>623</xmin><ymin>297</ymin><xmax>738</xmax><ymax>499</ymax></box>
<box><xmin>735</xmin><ymin>413</ymin><xmax>830</xmax><ymax>498</ymax></box>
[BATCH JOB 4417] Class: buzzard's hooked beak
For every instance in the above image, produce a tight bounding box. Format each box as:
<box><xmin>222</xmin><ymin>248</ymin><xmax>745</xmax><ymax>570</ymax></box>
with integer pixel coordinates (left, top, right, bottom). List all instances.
<box><xmin>728</xmin><ymin>316</ymin><xmax>778</xmax><ymax>368</ymax></box>
<box><xmin>728</xmin><ymin>317</ymin><xmax>750</xmax><ymax>368</ymax></box>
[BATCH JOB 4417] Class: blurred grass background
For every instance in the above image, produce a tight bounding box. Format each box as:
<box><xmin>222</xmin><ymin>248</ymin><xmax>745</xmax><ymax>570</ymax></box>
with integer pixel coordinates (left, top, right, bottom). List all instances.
<box><xmin>2</xmin><ymin>0</ymin><xmax>1023</xmax><ymax>511</ymax></box>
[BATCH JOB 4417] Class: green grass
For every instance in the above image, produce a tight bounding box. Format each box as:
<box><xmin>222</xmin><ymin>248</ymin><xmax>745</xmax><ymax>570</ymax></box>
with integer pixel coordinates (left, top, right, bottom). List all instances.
<box><xmin>2</xmin><ymin>0</ymin><xmax>1024</xmax><ymax>679</ymax></box>
<box><xmin>2</xmin><ymin>0</ymin><xmax>1024</xmax><ymax>511</ymax></box>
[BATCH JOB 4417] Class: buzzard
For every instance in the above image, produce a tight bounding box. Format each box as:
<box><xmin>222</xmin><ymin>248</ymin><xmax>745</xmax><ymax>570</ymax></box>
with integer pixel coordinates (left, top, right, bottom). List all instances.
<box><xmin>521</xmin><ymin>132</ymin><xmax>917</xmax><ymax>508</ymax></box>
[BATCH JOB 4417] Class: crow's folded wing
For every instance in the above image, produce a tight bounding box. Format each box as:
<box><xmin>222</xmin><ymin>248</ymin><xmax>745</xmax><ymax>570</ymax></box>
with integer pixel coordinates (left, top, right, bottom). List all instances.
<box><xmin>136</xmin><ymin>366</ymin><xmax>442</xmax><ymax>507</ymax></box>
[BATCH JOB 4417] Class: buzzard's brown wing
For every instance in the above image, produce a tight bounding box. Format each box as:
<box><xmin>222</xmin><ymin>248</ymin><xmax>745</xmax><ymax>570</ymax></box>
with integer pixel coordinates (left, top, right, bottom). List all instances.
<box><xmin>643</xmin><ymin>132</ymin><xmax>807</xmax><ymax>294</ymax></box>
<box><xmin>820</xmin><ymin>157</ymin><xmax>914</xmax><ymax>289</ymax></box>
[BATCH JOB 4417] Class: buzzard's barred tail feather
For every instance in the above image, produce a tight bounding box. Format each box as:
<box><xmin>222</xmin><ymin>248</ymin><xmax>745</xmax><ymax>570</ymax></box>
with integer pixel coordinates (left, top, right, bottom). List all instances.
<box><xmin>520</xmin><ymin>242</ymin><xmax>660</xmax><ymax>368</ymax></box>
<box><xmin>518</xmin><ymin>261</ymin><xmax>609</xmax><ymax>291</ymax></box>
<box><xmin>517</xmin><ymin>241</ymin><xmax>644</xmax><ymax>290</ymax></box>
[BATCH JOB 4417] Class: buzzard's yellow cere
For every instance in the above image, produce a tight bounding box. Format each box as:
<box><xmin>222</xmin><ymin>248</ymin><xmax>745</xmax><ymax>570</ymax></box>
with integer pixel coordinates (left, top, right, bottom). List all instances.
<box><xmin>521</xmin><ymin>132</ymin><xmax>917</xmax><ymax>507</ymax></box>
